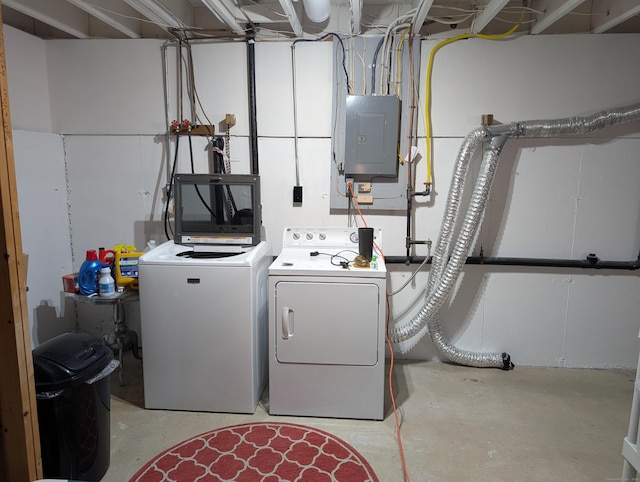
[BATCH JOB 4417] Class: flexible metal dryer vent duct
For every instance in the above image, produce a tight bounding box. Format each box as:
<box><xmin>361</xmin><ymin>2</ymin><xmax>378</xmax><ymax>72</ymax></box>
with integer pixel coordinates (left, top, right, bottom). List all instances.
<box><xmin>390</xmin><ymin>102</ymin><xmax>640</xmax><ymax>369</ymax></box>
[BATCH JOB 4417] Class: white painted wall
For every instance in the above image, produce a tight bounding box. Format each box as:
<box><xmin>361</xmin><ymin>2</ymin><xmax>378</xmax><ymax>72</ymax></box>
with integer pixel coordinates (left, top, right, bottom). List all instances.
<box><xmin>5</xmin><ymin>25</ymin><xmax>640</xmax><ymax>368</ymax></box>
<box><xmin>5</xmin><ymin>25</ymin><xmax>52</xmax><ymax>132</ymax></box>
<box><xmin>12</xmin><ymin>130</ymin><xmax>75</xmax><ymax>346</ymax></box>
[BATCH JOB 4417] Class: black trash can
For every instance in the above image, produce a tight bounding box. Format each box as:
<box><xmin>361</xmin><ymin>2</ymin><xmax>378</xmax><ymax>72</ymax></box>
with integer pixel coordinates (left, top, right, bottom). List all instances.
<box><xmin>33</xmin><ymin>330</ymin><xmax>117</xmax><ymax>481</ymax></box>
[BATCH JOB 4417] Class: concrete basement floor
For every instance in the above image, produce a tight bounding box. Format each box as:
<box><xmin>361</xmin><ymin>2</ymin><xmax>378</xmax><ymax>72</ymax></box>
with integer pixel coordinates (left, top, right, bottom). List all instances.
<box><xmin>103</xmin><ymin>352</ymin><xmax>635</xmax><ymax>481</ymax></box>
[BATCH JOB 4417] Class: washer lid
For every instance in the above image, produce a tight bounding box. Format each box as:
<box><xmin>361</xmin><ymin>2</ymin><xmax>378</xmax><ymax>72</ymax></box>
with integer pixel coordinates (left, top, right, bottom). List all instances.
<box><xmin>140</xmin><ymin>239</ymin><xmax>272</xmax><ymax>267</ymax></box>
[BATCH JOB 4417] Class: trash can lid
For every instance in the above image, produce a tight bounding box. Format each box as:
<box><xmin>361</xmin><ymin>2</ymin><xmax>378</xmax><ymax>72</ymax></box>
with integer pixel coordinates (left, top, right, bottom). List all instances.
<box><xmin>33</xmin><ymin>331</ymin><xmax>114</xmax><ymax>392</ymax></box>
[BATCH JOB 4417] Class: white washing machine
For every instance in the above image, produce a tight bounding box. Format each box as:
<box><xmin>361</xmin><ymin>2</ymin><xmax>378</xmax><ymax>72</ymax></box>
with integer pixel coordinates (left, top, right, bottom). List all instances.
<box><xmin>138</xmin><ymin>239</ymin><xmax>272</xmax><ymax>413</ymax></box>
<box><xmin>268</xmin><ymin>227</ymin><xmax>387</xmax><ymax>420</ymax></box>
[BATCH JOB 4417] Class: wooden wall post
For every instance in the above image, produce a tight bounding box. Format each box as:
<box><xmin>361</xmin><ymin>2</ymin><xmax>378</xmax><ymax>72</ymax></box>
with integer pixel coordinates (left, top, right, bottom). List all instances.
<box><xmin>0</xmin><ymin>2</ymin><xmax>43</xmax><ymax>480</ymax></box>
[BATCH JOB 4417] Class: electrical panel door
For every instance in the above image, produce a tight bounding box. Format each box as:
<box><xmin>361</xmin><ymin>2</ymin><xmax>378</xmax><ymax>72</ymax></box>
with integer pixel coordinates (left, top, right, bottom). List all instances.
<box><xmin>344</xmin><ymin>95</ymin><xmax>400</xmax><ymax>176</ymax></box>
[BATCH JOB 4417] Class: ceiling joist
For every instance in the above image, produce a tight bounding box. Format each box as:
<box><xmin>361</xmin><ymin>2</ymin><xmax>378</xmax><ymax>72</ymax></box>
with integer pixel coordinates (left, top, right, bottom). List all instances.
<box><xmin>412</xmin><ymin>0</ymin><xmax>434</xmax><ymax>35</ymax></box>
<box><xmin>472</xmin><ymin>0</ymin><xmax>511</xmax><ymax>33</ymax></box>
<box><xmin>530</xmin><ymin>0</ymin><xmax>587</xmax><ymax>34</ymax></box>
<box><xmin>277</xmin><ymin>0</ymin><xmax>303</xmax><ymax>37</ymax></box>
<box><xmin>350</xmin><ymin>0</ymin><xmax>362</xmax><ymax>35</ymax></box>
<box><xmin>591</xmin><ymin>0</ymin><xmax>640</xmax><ymax>33</ymax></box>
<box><xmin>123</xmin><ymin>0</ymin><xmax>184</xmax><ymax>31</ymax></box>
<box><xmin>201</xmin><ymin>0</ymin><xmax>247</xmax><ymax>36</ymax></box>
<box><xmin>66</xmin><ymin>0</ymin><xmax>141</xmax><ymax>39</ymax></box>
<box><xmin>3</xmin><ymin>0</ymin><xmax>91</xmax><ymax>38</ymax></box>
<box><xmin>3</xmin><ymin>0</ymin><xmax>640</xmax><ymax>41</ymax></box>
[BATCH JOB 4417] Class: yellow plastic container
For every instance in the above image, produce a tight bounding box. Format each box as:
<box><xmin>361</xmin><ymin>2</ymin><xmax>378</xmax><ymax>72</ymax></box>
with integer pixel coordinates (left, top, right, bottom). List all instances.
<box><xmin>114</xmin><ymin>251</ymin><xmax>143</xmax><ymax>289</ymax></box>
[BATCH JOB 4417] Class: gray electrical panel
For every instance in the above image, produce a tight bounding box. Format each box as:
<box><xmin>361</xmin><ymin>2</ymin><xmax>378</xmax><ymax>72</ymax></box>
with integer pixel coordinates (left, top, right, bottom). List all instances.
<box><xmin>344</xmin><ymin>95</ymin><xmax>400</xmax><ymax>177</ymax></box>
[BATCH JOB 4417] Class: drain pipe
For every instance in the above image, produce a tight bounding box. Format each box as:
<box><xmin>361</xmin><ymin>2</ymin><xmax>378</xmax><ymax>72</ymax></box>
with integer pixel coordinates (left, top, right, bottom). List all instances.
<box><xmin>386</xmin><ymin>253</ymin><xmax>640</xmax><ymax>270</ymax></box>
<box><xmin>390</xmin><ymin>102</ymin><xmax>640</xmax><ymax>368</ymax></box>
<box><xmin>246</xmin><ymin>27</ymin><xmax>259</xmax><ymax>175</ymax></box>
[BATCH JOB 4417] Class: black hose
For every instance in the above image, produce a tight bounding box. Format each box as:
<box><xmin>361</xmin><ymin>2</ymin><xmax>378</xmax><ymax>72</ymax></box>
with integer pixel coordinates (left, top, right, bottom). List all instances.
<box><xmin>164</xmin><ymin>132</ymin><xmax>180</xmax><ymax>241</ymax></box>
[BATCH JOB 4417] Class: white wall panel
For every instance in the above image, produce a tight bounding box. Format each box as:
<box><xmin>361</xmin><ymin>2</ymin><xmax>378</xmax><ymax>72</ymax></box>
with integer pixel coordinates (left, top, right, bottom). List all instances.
<box><xmin>564</xmin><ymin>275</ymin><xmax>640</xmax><ymax>368</ymax></box>
<box><xmin>480</xmin><ymin>272</ymin><xmax>569</xmax><ymax>367</ymax></box>
<box><xmin>255</xmin><ymin>41</ymin><xmax>333</xmax><ymax>138</ymax></box>
<box><xmin>64</xmin><ymin>135</ymin><xmax>148</xmax><ymax>260</ymax></box>
<box><xmin>480</xmin><ymin>141</ymin><xmax>582</xmax><ymax>258</ymax></box>
<box><xmin>180</xmin><ymin>43</ymin><xmax>250</xmax><ymax>137</ymax></box>
<box><xmin>423</xmin><ymin>34</ymin><xmax>640</xmax><ymax>138</ymax></box>
<box><xmin>13</xmin><ymin>130</ymin><xmax>74</xmax><ymax>345</ymax></box>
<box><xmin>259</xmin><ymin>137</ymin><xmax>335</xmax><ymax>252</ymax></box>
<box><xmin>573</xmin><ymin>139</ymin><xmax>640</xmax><ymax>261</ymax></box>
<box><xmin>5</xmin><ymin>26</ymin><xmax>52</xmax><ymax>132</ymax></box>
<box><xmin>46</xmin><ymin>39</ymin><xmax>165</xmax><ymax>134</ymax></box>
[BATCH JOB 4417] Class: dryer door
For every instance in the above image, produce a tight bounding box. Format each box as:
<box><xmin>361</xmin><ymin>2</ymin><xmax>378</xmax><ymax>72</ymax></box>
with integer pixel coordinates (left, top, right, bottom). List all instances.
<box><xmin>274</xmin><ymin>280</ymin><xmax>380</xmax><ymax>366</ymax></box>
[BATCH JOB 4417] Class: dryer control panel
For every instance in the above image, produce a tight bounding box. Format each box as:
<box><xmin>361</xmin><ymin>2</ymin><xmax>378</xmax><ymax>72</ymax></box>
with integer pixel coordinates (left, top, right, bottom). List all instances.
<box><xmin>282</xmin><ymin>227</ymin><xmax>382</xmax><ymax>250</ymax></box>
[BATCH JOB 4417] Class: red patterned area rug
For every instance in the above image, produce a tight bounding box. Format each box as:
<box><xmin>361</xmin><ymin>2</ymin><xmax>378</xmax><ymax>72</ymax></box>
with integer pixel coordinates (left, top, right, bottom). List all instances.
<box><xmin>130</xmin><ymin>421</ymin><xmax>379</xmax><ymax>482</ymax></box>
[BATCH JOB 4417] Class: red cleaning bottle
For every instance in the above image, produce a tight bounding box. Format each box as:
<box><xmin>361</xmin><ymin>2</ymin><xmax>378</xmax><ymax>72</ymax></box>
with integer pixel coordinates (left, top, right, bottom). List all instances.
<box><xmin>78</xmin><ymin>249</ymin><xmax>102</xmax><ymax>295</ymax></box>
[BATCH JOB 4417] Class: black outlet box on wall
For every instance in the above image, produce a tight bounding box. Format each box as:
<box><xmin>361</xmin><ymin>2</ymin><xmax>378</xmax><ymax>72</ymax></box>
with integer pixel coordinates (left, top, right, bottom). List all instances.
<box><xmin>293</xmin><ymin>185</ymin><xmax>303</xmax><ymax>203</ymax></box>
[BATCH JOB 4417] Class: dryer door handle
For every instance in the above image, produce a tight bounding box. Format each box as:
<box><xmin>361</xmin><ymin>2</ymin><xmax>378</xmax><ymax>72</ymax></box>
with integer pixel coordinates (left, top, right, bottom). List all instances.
<box><xmin>281</xmin><ymin>307</ymin><xmax>294</xmax><ymax>339</ymax></box>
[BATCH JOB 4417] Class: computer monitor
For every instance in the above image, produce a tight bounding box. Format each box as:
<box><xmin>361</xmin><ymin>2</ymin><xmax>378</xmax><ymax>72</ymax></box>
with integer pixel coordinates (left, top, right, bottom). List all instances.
<box><xmin>173</xmin><ymin>173</ymin><xmax>262</xmax><ymax>247</ymax></box>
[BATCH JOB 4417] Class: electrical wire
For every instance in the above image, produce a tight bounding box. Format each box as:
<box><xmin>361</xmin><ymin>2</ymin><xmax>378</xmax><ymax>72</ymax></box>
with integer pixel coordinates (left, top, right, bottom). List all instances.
<box><xmin>423</xmin><ymin>8</ymin><xmax>525</xmax><ymax>190</ymax></box>
<box><xmin>346</xmin><ymin>180</ymin><xmax>409</xmax><ymax>481</ymax></box>
<box><xmin>184</xmin><ymin>40</ymin><xmax>215</xmax><ymax>142</ymax></box>
<box><xmin>293</xmin><ymin>32</ymin><xmax>351</xmax><ymax>95</ymax></box>
<box><xmin>349</xmin><ymin>37</ymin><xmax>367</xmax><ymax>95</ymax></box>
<box><xmin>426</xmin><ymin>13</ymin><xmax>476</xmax><ymax>25</ymax></box>
<box><xmin>393</xmin><ymin>28</ymin><xmax>410</xmax><ymax>97</ymax></box>
<box><xmin>291</xmin><ymin>43</ymin><xmax>301</xmax><ymax>187</ymax></box>
<box><xmin>377</xmin><ymin>9</ymin><xmax>416</xmax><ymax>95</ymax></box>
<box><xmin>386</xmin><ymin>299</ymin><xmax>411</xmax><ymax>482</ymax></box>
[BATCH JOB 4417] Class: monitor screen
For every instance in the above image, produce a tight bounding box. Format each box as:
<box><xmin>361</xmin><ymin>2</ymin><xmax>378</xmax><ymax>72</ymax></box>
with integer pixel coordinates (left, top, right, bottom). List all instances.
<box><xmin>173</xmin><ymin>173</ymin><xmax>262</xmax><ymax>247</ymax></box>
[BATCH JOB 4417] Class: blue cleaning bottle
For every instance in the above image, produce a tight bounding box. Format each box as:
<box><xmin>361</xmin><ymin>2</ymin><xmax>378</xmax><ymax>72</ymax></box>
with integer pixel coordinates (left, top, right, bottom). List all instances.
<box><xmin>78</xmin><ymin>249</ymin><xmax>102</xmax><ymax>295</ymax></box>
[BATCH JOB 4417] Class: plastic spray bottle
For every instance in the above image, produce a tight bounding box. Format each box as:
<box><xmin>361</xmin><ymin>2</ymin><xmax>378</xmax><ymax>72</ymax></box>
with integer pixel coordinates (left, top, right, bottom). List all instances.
<box><xmin>98</xmin><ymin>265</ymin><xmax>116</xmax><ymax>297</ymax></box>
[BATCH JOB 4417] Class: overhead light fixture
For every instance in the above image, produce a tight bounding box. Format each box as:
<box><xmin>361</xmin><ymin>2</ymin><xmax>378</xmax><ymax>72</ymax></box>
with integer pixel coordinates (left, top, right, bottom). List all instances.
<box><xmin>200</xmin><ymin>0</ymin><xmax>247</xmax><ymax>35</ymax></box>
<box><xmin>123</xmin><ymin>0</ymin><xmax>184</xmax><ymax>30</ymax></box>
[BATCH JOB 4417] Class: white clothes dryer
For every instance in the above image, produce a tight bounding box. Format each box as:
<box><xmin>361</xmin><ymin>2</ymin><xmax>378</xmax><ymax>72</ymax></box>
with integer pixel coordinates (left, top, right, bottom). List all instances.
<box><xmin>138</xmin><ymin>239</ymin><xmax>272</xmax><ymax>413</ymax></box>
<box><xmin>268</xmin><ymin>227</ymin><xmax>387</xmax><ymax>420</ymax></box>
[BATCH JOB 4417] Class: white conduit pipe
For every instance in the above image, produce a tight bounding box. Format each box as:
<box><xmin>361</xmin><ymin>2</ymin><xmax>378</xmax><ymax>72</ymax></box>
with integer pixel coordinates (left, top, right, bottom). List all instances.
<box><xmin>390</xmin><ymin>102</ymin><xmax>640</xmax><ymax>369</ymax></box>
<box><xmin>303</xmin><ymin>0</ymin><xmax>330</xmax><ymax>23</ymax></box>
